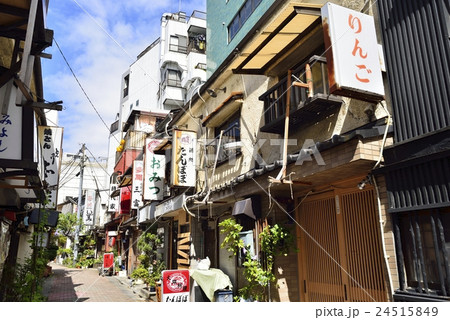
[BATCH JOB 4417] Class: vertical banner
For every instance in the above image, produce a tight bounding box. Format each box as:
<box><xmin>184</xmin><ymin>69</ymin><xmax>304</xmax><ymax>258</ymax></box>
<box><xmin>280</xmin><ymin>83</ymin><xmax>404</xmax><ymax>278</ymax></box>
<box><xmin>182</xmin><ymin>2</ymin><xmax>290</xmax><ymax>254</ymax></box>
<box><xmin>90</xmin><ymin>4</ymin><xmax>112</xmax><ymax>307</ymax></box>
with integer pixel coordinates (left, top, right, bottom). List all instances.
<box><xmin>83</xmin><ymin>189</ymin><xmax>95</xmax><ymax>226</ymax></box>
<box><xmin>322</xmin><ymin>2</ymin><xmax>384</xmax><ymax>101</ymax></box>
<box><xmin>38</xmin><ymin>126</ymin><xmax>63</xmax><ymax>209</ymax></box>
<box><xmin>162</xmin><ymin>269</ymin><xmax>190</xmax><ymax>302</ymax></box>
<box><xmin>0</xmin><ymin>107</ymin><xmax>22</xmax><ymax>160</ymax></box>
<box><xmin>144</xmin><ymin>138</ymin><xmax>165</xmax><ymax>200</ymax></box>
<box><xmin>107</xmin><ymin>183</ymin><xmax>119</xmax><ymax>212</ymax></box>
<box><xmin>131</xmin><ymin>160</ymin><xmax>144</xmax><ymax>209</ymax></box>
<box><xmin>171</xmin><ymin>130</ymin><xmax>196</xmax><ymax>187</ymax></box>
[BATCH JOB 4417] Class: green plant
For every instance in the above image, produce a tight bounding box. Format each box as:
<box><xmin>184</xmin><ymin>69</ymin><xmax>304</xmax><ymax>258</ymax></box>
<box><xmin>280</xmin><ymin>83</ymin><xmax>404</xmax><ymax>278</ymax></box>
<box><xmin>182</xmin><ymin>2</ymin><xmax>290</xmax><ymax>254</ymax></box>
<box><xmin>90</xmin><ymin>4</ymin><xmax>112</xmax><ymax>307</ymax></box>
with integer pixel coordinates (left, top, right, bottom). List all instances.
<box><xmin>130</xmin><ymin>231</ymin><xmax>165</xmax><ymax>287</ymax></box>
<box><xmin>75</xmin><ymin>234</ymin><xmax>96</xmax><ymax>268</ymax></box>
<box><xmin>218</xmin><ymin>218</ymin><xmax>244</xmax><ymax>257</ymax></box>
<box><xmin>219</xmin><ymin>218</ymin><xmax>293</xmax><ymax>301</ymax></box>
<box><xmin>3</xmin><ymin>206</ymin><xmax>55</xmax><ymax>301</ymax></box>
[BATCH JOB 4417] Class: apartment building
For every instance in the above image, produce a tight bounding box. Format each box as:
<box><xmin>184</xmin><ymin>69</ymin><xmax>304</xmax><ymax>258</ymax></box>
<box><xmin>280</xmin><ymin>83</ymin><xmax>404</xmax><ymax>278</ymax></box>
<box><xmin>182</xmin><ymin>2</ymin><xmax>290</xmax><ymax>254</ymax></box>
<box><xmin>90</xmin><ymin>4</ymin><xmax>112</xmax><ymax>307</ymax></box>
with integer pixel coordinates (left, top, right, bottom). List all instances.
<box><xmin>104</xmin><ymin>10</ymin><xmax>207</xmax><ymax>276</ymax></box>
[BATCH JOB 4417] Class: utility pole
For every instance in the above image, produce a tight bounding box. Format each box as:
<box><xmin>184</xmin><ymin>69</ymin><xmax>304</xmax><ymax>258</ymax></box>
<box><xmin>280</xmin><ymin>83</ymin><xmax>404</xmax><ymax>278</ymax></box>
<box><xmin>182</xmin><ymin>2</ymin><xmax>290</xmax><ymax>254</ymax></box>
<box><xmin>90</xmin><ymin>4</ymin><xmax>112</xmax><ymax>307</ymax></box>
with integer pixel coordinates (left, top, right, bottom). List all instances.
<box><xmin>73</xmin><ymin>143</ymin><xmax>86</xmax><ymax>262</ymax></box>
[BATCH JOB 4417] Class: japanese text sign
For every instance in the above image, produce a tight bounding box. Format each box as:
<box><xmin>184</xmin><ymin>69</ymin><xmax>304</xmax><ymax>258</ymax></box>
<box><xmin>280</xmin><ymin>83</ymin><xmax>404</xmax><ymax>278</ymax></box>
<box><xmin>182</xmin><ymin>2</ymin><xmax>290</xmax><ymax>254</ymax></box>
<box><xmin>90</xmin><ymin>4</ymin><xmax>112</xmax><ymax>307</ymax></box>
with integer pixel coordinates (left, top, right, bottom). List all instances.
<box><xmin>107</xmin><ymin>184</ymin><xmax>119</xmax><ymax>212</ymax></box>
<box><xmin>322</xmin><ymin>2</ymin><xmax>384</xmax><ymax>101</ymax></box>
<box><xmin>131</xmin><ymin>160</ymin><xmax>144</xmax><ymax>209</ymax></box>
<box><xmin>83</xmin><ymin>189</ymin><xmax>95</xmax><ymax>226</ymax></box>
<box><xmin>144</xmin><ymin>139</ymin><xmax>165</xmax><ymax>200</ymax></box>
<box><xmin>0</xmin><ymin>107</ymin><xmax>22</xmax><ymax>160</ymax></box>
<box><xmin>171</xmin><ymin>130</ymin><xmax>197</xmax><ymax>187</ymax></box>
<box><xmin>38</xmin><ymin>126</ymin><xmax>63</xmax><ymax>209</ymax></box>
<box><xmin>162</xmin><ymin>269</ymin><xmax>190</xmax><ymax>302</ymax></box>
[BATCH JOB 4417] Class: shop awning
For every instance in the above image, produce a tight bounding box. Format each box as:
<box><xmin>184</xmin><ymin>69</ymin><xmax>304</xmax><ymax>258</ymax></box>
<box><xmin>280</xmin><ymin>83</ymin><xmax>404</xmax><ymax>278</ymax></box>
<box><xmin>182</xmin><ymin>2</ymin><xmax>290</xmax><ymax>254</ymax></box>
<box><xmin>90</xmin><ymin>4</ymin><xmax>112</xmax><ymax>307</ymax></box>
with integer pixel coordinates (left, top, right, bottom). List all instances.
<box><xmin>138</xmin><ymin>201</ymin><xmax>158</xmax><ymax>224</ymax></box>
<box><xmin>155</xmin><ymin>193</ymin><xmax>186</xmax><ymax>218</ymax></box>
<box><xmin>231</xmin><ymin>3</ymin><xmax>322</xmax><ymax>76</ymax></box>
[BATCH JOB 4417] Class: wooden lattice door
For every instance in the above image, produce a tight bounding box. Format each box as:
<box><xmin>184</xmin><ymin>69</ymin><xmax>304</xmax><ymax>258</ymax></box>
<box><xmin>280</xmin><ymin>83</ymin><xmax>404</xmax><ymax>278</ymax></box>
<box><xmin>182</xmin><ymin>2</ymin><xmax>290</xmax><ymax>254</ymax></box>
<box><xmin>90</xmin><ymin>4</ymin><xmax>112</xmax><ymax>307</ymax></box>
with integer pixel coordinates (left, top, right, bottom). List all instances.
<box><xmin>297</xmin><ymin>189</ymin><xmax>387</xmax><ymax>302</ymax></box>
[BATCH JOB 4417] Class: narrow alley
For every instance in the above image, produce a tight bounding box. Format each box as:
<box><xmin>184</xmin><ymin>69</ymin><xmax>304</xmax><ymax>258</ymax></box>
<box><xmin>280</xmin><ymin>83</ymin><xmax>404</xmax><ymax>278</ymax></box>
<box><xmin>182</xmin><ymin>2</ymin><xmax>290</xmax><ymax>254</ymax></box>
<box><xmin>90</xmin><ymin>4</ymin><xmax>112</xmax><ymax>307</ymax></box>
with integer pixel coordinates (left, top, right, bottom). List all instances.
<box><xmin>43</xmin><ymin>263</ymin><xmax>146</xmax><ymax>302</ymax></box>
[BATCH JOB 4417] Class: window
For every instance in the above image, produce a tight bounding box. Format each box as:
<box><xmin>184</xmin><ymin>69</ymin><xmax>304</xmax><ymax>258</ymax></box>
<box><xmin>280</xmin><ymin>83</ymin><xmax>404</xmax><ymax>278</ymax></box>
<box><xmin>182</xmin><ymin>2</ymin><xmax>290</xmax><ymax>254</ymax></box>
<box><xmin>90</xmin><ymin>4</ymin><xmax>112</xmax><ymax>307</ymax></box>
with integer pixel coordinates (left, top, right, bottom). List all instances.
<box><xmin>169</xmin><ymin>35</ymin><xmax>187</xmax><ymax>53</ymax></box>
<box><xmin>396</xmin><ymin>208</ymin><xmax>450</xmax><ymax>298</ymax></box>
<box><xmin>136</xmin><ymin>100</ymin><xmax>139</xmax><ymax>107</ymax></box>
<box><xmin>123</xmin><ymin>75</ymin><xmax>129</xmax><ymax>98</ymax></box>
<box><xmin>228</xmin><ymin>0</ymin><xmax>262</xmax><ymax>41</ymax></box>
<box><xmin>164</xmin><ymin>69</ymin><xmax>182</xmax><ymax>87</ymax></box>
<box><xmin>208</xmin><ymin>112</ymin><xmax>241</xmax><ymax>165</ymax></box>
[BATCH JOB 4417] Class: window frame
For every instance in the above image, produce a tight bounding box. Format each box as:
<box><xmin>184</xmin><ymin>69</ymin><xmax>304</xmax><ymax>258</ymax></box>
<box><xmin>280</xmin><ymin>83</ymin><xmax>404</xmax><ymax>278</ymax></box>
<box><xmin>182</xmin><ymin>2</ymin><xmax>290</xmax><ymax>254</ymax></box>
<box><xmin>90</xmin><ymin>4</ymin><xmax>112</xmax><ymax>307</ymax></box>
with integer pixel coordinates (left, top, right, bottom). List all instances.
<box><xmin>228</xmin><ymin>0</ymin><xmax>262</xmax><ymax>42</ymax></box>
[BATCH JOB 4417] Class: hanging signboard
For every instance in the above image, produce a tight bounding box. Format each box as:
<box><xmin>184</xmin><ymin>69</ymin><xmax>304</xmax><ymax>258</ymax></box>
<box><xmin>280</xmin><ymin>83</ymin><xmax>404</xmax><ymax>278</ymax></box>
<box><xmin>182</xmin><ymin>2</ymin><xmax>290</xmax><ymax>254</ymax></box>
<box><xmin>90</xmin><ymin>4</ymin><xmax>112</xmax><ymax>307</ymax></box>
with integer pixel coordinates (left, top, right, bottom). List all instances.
<box><xmin>0</xmin><ymin>85</ymin><xmax>22</xmax><ymax>160</ymax></box>
<box><xmin>107</xmin><ymin>183</ymin><xmax>119</xmax><ymax>212</ymax></box>
<box><xmin>322</xmin><ymin>2</ymin><xmax>384</xmax><ymax>101</ymax></box>
<box><xmin>83</xmin><ymin>189</ymin><xmax>95</xmax><ymax>226</ymax></box>
<box><xmin>131</xmin><ymin>160</ymin><xmax>144</xmax><ymax>209</ymax></box>
<box><xmin>171</xmin><ymin>130</ymin><xmax>196</xmax><ymax>187</ymax></box>
<box><xmin>144</xmin><ymin>138</ymin><xmax>165</xmax><ymax>200</ymax></box>
<box><xmin>38</xmin><ymin>126</ymin><xmax>63</xmax><ymax>209</ymax></box>
<box><xmin>162</xmin><ymin>269</ymin><xmax>190</xmax><ymax>302</ymax></box>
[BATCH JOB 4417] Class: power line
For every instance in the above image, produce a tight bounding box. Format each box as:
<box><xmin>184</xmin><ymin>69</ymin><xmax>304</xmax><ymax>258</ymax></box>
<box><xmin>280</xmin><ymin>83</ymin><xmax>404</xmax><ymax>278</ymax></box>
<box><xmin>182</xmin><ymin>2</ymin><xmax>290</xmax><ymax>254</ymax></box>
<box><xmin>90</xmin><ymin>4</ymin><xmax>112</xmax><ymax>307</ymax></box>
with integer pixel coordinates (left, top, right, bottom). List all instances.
<box><xmin>85</xmin><ymin>145</ymin><xmax>111</xmax><ymax>178</ymax></box>
<box><xmin>53</xmin><ymin>38</ymin><xmax>119</xmax><ymax>144</ymax></box>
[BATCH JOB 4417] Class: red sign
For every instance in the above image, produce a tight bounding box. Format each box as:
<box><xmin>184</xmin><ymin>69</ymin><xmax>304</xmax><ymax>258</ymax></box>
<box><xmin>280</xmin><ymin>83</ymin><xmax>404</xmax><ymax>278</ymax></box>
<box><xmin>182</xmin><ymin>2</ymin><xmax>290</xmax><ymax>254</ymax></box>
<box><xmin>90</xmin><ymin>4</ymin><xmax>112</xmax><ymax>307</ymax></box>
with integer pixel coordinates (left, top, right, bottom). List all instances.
<box><xmin>103</xmin><ymin>253</ymin><xmax>114</xmax><ymax>269</ymax></box>
<box><xmin>162</xmin><ymin>269</ymin><xmax>190</xmax><ymax>302</ymax></box>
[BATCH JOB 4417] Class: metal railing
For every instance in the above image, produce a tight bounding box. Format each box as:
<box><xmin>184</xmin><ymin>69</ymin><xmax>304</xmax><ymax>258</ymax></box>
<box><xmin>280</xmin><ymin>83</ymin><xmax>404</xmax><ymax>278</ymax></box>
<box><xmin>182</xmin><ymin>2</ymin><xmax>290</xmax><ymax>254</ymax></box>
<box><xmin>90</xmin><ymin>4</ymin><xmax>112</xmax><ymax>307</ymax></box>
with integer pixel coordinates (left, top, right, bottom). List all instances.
<box><xmin>207</xmin><ymin>123</ymin><xmax>241</xmax><ymax>165</ymax></box>
<box><xmin>169</xmin><ymin>43</ymin><xmax>188</xmax><ymax>54</ymax></box>
<box><xmin>259</xmin><ymin>55</ymin><xmax>329</xmax><ymax>127</ymax></box>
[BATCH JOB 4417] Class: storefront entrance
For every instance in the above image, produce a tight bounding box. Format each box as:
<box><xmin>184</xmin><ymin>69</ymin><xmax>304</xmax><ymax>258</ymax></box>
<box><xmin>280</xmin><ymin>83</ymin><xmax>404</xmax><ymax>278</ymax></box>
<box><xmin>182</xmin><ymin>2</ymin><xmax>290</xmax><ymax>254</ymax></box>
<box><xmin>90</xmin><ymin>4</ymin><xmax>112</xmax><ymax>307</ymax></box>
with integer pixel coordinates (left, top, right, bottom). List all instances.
<box><xmin>296</xmin><ymin>187</ymin><xmax>388</xmax><ymax>301</ymax></box>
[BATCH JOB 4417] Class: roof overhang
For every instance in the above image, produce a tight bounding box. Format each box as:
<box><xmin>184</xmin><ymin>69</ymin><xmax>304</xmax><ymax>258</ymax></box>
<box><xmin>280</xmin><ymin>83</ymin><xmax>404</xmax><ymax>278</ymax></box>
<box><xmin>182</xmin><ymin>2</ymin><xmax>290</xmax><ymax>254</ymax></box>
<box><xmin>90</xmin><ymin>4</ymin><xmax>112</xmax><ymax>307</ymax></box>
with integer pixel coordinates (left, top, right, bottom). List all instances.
<box><xmin>231</xmin><ymin>3</ymin><xmax>322</xmax><ymax>76</ymax></box>
<box><xmin>0</xmin><ymin>0</ymin><xmax>52</xmax><ymax>51</ymax></box>
<box><xmin>202</xmin><ymin>92</ymin><xmax>244</xmax><ymax>127</ymax></box>
<box><xmin>0</xmin><ymin>167</ymin><xmax>45</xmax><ymax>208</ymax></box>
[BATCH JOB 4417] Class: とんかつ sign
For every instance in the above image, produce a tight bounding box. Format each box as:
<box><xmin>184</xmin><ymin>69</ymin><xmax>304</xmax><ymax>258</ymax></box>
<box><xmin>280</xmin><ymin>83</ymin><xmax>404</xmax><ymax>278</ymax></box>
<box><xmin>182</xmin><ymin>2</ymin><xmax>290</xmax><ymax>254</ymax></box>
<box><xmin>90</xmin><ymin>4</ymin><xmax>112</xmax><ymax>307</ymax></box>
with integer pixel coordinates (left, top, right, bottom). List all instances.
<box><xmin>162</xmin><ymin>269</ymin><xmax>190</xmax><ymax>302</ymax></box>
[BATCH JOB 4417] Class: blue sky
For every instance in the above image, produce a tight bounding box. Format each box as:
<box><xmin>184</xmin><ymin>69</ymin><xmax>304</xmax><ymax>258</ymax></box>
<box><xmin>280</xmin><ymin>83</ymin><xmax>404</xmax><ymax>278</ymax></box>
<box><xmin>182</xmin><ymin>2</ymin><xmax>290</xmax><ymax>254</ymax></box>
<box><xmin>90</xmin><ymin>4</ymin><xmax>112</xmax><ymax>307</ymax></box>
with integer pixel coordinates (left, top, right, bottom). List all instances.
<box><xmin>42</xmin><ymin>0</ymin><xmax>206</xmax><ymax>158</ymax></box>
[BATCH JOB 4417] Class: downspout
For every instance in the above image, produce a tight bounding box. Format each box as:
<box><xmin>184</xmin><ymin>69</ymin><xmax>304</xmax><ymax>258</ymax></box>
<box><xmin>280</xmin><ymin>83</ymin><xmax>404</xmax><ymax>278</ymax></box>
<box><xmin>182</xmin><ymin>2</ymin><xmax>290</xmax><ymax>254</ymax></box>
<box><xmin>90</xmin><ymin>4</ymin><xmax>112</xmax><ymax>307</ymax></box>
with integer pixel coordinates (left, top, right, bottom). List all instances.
<box><xmin>372</xmin><ymin>100</ymin><xmax>394</xmax><ymax>299</ymax></box>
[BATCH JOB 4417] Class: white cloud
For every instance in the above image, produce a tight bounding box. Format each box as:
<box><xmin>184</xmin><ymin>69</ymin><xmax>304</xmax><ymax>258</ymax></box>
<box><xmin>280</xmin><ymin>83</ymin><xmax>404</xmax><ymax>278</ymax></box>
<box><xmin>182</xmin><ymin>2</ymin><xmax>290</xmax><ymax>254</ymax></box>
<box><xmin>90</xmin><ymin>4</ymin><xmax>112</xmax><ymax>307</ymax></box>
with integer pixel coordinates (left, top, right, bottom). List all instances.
<box><xmin>42</xmin><ymin>0</ymin><xmax>206</xmax><ymax>157</ymax></box>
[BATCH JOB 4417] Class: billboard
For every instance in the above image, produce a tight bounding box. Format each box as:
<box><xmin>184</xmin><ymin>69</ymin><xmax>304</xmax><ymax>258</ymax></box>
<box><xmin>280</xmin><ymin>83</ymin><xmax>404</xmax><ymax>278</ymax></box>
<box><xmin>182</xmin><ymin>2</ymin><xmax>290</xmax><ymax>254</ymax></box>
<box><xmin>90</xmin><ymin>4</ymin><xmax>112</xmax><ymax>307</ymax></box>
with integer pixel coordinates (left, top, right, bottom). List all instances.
<box><xmin>162</xmin><ymin>269</ymin><xmax>190</xmax><ymax>302</ymax></box>
<box><xmin>322</xmin><ymin>2</ymin><xmax>384</xmax><ymax>101</ymax></box>
<box><xmin>171</xmin><ymin>130</ymin><xmax>196</xmax><ymax>187</ymax></box>
<box><xmin>144</xmin><ymin>138</ymin><xmax>165</xmax><ymax>200</ymax></box>
<box><xmin>38</xmin><ymin>126</ymin><xmax>63</xmax><ymax>209</ymax></box>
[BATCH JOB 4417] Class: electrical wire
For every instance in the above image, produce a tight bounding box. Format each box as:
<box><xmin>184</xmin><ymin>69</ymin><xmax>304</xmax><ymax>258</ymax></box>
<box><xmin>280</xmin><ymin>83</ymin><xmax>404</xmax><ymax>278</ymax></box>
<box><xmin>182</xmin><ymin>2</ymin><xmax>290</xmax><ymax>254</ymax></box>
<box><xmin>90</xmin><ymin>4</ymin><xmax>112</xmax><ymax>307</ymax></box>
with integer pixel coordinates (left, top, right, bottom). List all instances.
<box><xmin>85</xmin><ymin>145</ymin><xmax>111</xmax><ymax>178</ymax></box>
<box><xmin>53</xmin><ymin>38</ymin><xmax>120</xmax><ymax>144</ymax></box>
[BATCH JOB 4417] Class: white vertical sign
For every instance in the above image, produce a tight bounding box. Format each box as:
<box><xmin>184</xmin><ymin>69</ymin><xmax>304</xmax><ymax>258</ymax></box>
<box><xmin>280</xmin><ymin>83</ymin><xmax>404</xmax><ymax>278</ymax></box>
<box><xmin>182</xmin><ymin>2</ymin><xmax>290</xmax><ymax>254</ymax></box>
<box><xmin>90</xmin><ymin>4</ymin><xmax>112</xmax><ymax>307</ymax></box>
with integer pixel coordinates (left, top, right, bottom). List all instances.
<box><xmin>83</xmin><ymin>189</ymin><xmax>95</xmax><ymax>226</ymax></box>
<box><xmin>0</xmin><ymin>86</ymin><xmax>22</xmax><ymax>160</ymax></box>
<box><xmin>107</xmin><ymin>183</ymin><xmax>119</xmax><ymax>212</ymax></box>
<box><xmin>171</xmin><ymin>130</ymin><xmax>197</xmax><ymax>187</ymax></box>
<box><xmin>131</xmin><ymin>160</ymin><xmax>144</xmax><ymax>209</ymax></box>
<box><xmin>38</xmin><ymin>126</ymin><xmax>63</xmax><ymax>209</ymax></box>
<box><xmin>322</xmin><ymin>2</ymin><xmax>384</xmax><ymax>100</ymax></box>
<box><xmin>144</xmin><ymin>138</ymin><xmax>165</xmax><ymax>200</ymax></box>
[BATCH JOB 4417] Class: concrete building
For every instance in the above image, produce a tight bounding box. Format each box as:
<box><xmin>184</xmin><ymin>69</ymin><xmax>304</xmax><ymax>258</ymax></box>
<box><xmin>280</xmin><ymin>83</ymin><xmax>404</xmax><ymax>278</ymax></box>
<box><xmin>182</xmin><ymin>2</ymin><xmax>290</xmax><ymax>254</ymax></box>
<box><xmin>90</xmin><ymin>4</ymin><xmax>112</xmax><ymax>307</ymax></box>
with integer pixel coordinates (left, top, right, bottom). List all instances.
<box><xmin>154</xmin><ymin>0</ymin><xmax>395</xmax><ymax>301</ymax></box>
<box><xmin>103</xmin><ymin>10</ymin><xmax>207</xmax><ymax>277</ymax></box>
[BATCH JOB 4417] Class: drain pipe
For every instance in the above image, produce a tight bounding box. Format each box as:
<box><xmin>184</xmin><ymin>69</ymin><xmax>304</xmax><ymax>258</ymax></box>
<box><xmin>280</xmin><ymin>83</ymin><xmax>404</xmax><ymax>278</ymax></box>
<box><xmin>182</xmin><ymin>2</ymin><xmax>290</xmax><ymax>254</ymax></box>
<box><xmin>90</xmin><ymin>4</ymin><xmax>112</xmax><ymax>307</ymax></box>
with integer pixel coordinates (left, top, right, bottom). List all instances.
<box><xmin>372</xmin><ymin>100</ymin><xmax>394</xmax><ymax>299</ymax></box>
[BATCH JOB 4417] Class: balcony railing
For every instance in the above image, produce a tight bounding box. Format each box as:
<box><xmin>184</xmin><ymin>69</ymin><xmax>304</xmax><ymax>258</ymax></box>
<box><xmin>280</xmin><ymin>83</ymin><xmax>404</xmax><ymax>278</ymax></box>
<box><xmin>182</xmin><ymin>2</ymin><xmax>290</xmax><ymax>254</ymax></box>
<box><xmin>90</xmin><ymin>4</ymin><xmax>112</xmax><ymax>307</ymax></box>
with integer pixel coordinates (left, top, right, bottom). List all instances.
<box><xmin>207</xmin><ymin>123</ymin><xmax>241</xmax><ymax>166</ymax></box>
<box><xmin>259</xmin><ymin>55</ymin><xmax>343</xmax><ymax>134</ymax></box>
<box><xmin>187</xmin><ymin>35</ymin><xmax>206</xmax><ymax>54</ymax></box>
<box><xmin>169</xmin><ymin>43</ymin><xmax>188</xmax><ymax>54</ymax></box>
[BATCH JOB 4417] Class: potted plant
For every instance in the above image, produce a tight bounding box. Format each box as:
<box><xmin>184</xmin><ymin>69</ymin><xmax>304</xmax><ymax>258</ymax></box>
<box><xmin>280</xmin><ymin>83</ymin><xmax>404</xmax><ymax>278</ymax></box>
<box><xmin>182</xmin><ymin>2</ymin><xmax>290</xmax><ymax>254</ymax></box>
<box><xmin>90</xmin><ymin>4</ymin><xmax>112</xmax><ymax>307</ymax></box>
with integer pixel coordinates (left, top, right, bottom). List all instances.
<box><xmin>219</xmin><ymin>218</ymin><xmax>293</xmax><ymax>301</ymax></box>
<box><xmin>130</xmin><ymin>231</ymin><xmax>165</xmax><ymax>290</ymax></box>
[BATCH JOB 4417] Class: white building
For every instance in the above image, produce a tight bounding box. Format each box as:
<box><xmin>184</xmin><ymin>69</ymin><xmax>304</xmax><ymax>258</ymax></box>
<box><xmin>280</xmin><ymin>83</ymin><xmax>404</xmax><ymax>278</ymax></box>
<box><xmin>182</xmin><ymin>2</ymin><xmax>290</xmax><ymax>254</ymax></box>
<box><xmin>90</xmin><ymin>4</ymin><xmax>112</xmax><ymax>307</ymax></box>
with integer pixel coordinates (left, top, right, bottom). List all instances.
<box><xmin>57</xmin><ymin>152</ymin><xmax>109</xmax><ymax>227</ymax></box>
